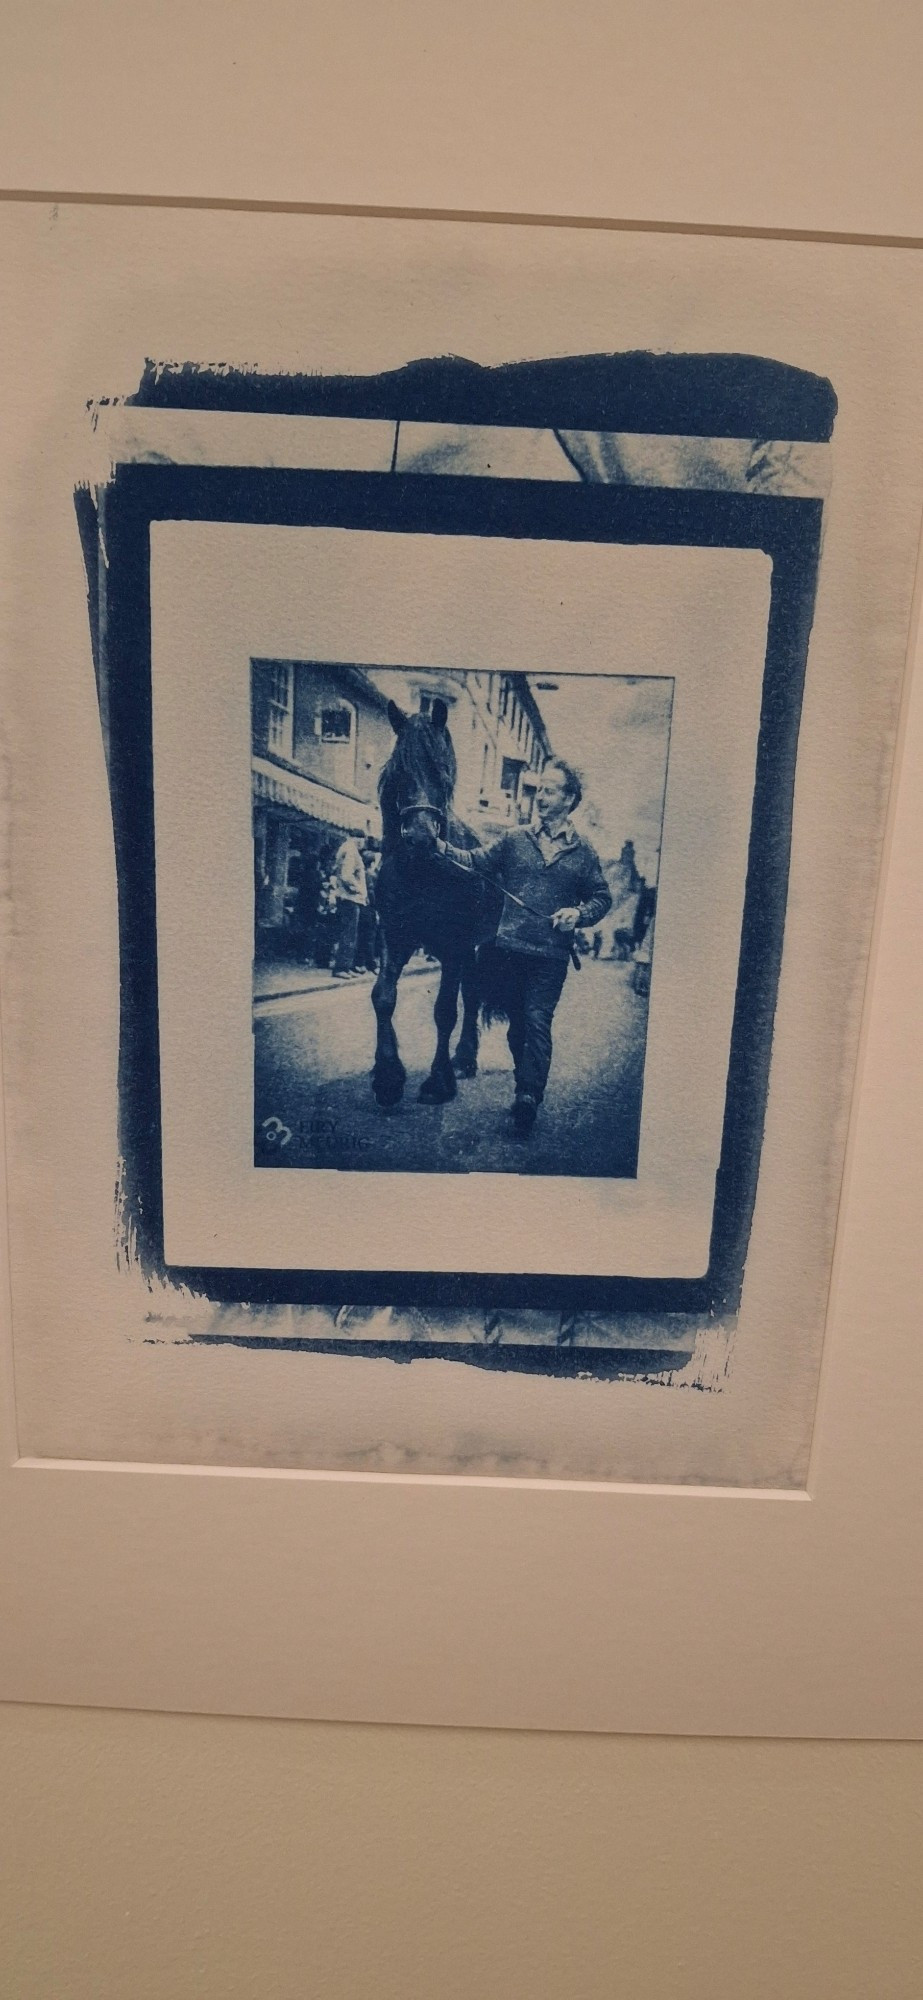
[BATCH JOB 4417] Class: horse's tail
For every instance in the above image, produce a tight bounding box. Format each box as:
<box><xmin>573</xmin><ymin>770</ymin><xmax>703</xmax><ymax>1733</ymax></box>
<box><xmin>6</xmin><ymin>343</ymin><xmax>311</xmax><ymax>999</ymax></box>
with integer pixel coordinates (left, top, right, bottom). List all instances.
<box><xmin>477</xmin><ymin>942</ymin><xmax>518</xmax><ymax>1027</ymax></box>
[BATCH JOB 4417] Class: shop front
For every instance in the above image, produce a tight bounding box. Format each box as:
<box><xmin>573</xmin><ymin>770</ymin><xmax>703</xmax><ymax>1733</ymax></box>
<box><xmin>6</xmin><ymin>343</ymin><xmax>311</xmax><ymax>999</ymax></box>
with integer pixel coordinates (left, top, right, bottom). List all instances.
<box><xmin>252</xmin><ymin>759</ymin><xmax>370</xmax><ymax>966</ymax></box>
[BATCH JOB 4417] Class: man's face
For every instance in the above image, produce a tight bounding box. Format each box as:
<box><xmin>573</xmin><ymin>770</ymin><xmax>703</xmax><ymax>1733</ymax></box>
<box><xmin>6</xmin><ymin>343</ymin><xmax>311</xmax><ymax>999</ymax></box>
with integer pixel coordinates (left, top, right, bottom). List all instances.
<box><xmin>536</xmin><ymin>767</ymin><xmax>573</xmax><ymax>826</ymax></box>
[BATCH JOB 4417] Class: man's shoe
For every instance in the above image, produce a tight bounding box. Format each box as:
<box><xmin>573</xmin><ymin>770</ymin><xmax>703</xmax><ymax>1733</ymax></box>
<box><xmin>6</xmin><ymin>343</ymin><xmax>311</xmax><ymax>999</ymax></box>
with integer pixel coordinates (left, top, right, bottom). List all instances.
<box><xmin>512</xmin><ymin>1093</ymin><xmax>538</xmax><ymax>1137</ymax></box>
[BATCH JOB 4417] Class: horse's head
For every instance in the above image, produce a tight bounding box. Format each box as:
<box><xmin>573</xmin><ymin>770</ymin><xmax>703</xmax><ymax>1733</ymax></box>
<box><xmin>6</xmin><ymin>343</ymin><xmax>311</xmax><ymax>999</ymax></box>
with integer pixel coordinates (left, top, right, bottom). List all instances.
<box><xmin>378</xmin><ymin>698</ymin><xmax>458</xmax><ymax>852</ymax></box>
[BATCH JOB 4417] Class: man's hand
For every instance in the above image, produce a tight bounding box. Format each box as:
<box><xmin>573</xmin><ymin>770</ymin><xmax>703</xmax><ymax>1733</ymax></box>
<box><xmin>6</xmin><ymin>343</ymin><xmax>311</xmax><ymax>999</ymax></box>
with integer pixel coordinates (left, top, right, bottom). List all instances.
<box><xmin>550</xmin><ymin>906</ymin><xmax>581</xmax><ymax>934</ymax></box>
<box><xmin>400</xmin><ymin>808</ymin><xmax>441</xmax><ymax>852</ymax></box>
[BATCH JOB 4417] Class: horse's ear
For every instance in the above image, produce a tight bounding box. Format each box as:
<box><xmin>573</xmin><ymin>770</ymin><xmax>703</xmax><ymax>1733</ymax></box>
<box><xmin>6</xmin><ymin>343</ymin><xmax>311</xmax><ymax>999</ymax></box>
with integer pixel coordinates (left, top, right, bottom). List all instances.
<box><xmin>387</xmin><ymin>700</ymin><xmax>408</xmax><ymax>734</ymax></box>
<box><xmin>431</xmin><ymin>698</ymin><xmax>449</xmax><ymax>731</ymax></box>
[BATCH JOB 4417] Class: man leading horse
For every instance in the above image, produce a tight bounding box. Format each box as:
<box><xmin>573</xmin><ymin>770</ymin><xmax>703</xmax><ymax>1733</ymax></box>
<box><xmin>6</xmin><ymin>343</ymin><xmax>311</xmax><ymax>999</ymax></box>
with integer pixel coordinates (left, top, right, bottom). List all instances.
<box><xmin>405</xmin><ymin>758</ymin><xmax>611</xmax><ymax>1136</ymax></box>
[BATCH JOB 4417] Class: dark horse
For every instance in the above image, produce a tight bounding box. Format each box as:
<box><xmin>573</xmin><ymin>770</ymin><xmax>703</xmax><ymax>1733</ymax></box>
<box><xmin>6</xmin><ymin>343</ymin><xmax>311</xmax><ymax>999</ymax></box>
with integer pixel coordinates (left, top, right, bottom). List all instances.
<box><xmin>371</xmin><ymin>699</ymin><xmax>502</xmax><ymax>1107</ymax></box>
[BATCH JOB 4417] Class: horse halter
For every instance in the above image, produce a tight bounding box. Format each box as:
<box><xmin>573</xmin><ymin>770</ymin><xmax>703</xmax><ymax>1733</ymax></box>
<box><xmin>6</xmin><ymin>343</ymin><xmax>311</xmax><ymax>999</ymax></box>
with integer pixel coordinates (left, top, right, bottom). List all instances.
<box><xmin>397</xmin><ymin>794</ymin><xmax>447</xmax><ymax>837</ymax></box>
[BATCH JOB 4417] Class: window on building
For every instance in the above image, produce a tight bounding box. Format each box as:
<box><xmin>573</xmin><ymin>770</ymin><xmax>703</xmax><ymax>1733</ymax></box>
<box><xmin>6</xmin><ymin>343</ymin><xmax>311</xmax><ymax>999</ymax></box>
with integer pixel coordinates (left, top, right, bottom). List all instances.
<box><xmin>500</xmin><ymin>757</ymin><xmax>520</xmax><ymax>818</ymax></box>
<box><xmin>418</xmin><ymin>689</ymin><xmax>451</xmax><ymax>720</ymax></box>
<box><xmin>267</xmin><ymin>663</ymin><xmax>294</xmax><ymax>760</ymax></box>
<box><xmin>518</xmin><ymin>781</ymin><xmax>537</xmax><ymax>825</ymax></box>
<box><xmin>314</xmin><ymin>701</ymin><xmax>355</xmax><ymax>744</ymax></box>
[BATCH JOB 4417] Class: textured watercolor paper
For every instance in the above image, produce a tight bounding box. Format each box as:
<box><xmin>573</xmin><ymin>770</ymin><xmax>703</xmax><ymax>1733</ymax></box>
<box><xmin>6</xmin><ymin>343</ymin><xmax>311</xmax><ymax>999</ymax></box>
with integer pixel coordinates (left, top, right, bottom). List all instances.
<box><xmin>2</xmin><ymin>201</ymin><xmax>922</xmax><ymax>1485</ymax></box>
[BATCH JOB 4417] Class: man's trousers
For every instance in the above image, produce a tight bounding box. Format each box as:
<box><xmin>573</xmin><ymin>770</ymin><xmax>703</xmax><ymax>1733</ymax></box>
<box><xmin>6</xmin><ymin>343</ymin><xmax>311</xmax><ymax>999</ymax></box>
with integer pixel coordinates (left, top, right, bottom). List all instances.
<box><xmin>331</xmin><ymin>899</ymin><xmax>360</xmax><ymax>973</ymax></box>
<box><xmin>500</xmin><ymin>948</ymin><xmax>570</xmax><ymax>1102</ymax></box>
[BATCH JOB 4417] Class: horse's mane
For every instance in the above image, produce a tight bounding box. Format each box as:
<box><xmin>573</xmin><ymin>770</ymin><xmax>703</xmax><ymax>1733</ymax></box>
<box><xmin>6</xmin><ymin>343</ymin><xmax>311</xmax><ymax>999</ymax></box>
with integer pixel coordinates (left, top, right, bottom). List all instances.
<box><xmin>378</xmin><ymin>713</ymin><xmax>458</xmax><ymax>850</ymax></box>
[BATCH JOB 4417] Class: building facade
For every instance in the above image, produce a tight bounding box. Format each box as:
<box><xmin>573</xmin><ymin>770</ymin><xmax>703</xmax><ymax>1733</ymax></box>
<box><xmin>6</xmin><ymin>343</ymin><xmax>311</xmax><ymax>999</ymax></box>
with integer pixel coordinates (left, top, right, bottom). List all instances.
<box><xmin>252</xmin><ymin>660</ymin><xmax>553</xmax><ymax>962</ymax></box>
<box><xmin>252</xmin><ymin>660</ymin><xmax>394</xmax><ymax>960</ymax></box>
<box><xmin>363</xmin><ymin>667</ymin><xmax>552</xmax><ymax>835</ymax></box>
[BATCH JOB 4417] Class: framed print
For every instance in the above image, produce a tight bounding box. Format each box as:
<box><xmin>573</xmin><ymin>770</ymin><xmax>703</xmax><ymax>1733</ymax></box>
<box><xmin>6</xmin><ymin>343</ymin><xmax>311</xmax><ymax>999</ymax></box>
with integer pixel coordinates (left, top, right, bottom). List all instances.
<box><xmin>1</xmin><ymin>192</ymin><xmax>922</xmax><ymax>1734</ymax></box>
<box><xmin>99</xmin><ymin>360</ymin><xmax>822</xmax><ymax>1324</ymax></box>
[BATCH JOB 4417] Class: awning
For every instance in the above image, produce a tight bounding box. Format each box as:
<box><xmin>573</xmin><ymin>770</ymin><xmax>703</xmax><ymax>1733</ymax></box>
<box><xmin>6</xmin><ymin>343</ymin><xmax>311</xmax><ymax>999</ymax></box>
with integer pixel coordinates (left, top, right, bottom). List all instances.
<box><xmin>252</xmin><ymin>756</ymin><xmax>375</xmax><ymax>834</ymax></box>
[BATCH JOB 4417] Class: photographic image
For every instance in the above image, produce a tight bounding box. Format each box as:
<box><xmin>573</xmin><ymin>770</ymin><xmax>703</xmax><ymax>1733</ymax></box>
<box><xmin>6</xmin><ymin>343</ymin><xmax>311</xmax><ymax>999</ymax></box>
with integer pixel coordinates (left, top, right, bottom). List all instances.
<box><xmin>252</xmin><ymin>663</ymin><xmax>672</xmax><ymax>1178</ymax></box>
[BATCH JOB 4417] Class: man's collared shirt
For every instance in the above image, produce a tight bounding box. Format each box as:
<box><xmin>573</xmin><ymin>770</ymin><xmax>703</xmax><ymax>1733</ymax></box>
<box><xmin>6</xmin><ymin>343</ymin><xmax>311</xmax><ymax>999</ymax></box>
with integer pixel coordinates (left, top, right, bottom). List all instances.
<box><xmin>532</xmin><ymin>815</ymin><xmax>578</xmax><ymax>865</ymax></box>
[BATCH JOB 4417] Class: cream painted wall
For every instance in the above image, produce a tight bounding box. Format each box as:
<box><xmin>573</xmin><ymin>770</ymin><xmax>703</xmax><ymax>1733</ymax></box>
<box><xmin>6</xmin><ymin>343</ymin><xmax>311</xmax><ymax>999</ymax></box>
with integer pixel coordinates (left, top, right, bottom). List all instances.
<box><xmin>3</xmin><ymin>0</ymin><xmax>923</xmax><ymax>235</ymax></box>
<box><xmin>1</xmin><ymin>1707</ymin><xmax>922</xmax><ymax>2000</ymax></box>
<box><xmin>3</xmin><ymin>4</ymin><xmax>923</xmax><ymax>1995</ymax></box>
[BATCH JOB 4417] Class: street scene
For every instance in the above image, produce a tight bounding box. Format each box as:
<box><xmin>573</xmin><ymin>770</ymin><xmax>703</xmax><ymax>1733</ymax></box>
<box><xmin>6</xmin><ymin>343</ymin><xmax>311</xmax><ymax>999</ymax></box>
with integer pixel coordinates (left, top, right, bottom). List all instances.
<box><xmin>251</xmin><ymin>655</ymin><xmax>669</xmax><ymax>1177</ymax></box>
<box><xmin>255</xmin><ymin>955</ymin><xmax>648</xmax><ymax>1177</ymax></box>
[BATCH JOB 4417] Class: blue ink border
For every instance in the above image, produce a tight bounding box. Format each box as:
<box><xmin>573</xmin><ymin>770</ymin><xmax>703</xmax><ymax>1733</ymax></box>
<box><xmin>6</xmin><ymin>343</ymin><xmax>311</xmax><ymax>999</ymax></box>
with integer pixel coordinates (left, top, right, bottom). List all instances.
<box><xmin>129</xmin><ymin>350</ymin><xmax>837</xmax><ymax>442</ymax></box>
<box><xmin>81</xmin><ymin>351</ymin><xmax>832</xmax><ymax>1370</ymax></box>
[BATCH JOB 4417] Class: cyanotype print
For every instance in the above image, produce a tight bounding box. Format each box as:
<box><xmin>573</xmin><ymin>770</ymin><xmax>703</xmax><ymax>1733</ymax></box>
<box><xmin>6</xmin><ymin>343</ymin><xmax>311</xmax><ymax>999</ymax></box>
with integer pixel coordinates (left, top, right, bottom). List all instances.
<box><xmin>81</xmin><ymin>347</ymin><xmax>832</xmax><ymax>1353</ymax></box>
<box><xmin>253</xmin><ymin>664</ymin><xmax>671</xmax><ymax>1179</ymax></box>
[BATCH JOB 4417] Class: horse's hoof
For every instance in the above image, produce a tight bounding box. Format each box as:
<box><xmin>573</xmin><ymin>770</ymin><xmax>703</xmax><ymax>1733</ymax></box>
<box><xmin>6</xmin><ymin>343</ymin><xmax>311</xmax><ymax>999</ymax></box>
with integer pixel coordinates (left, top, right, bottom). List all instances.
<box><xmin>418</xmin><ymin>1074</ymin><xmax>456</xmax><ymax>1104</ymax></box>
<box><xmin>372</xmin><ymin>1063</ymin><xmax>406</xmax><ymax>1108</ymax></box>
<box><xmin>452</xmin><ymin>1055</ymin><xmax>478</xmax><ymax>1079</ymax></box>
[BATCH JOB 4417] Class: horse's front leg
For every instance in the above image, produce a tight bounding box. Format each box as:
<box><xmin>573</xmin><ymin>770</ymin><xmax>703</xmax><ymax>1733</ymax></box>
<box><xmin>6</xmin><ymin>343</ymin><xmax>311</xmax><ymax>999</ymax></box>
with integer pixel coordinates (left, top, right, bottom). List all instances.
<box><xmin>419</xmin><ymin>957</ymin><xmax>461</xmax><ymax>1102</ymax></box>
<box><xmin>371</xmin><ymin>931</ymin><xmax>411</xmax><ymax>1107</ymax></box>
<box><xmin>452</xmin><ymin>949</ymin><xmax>480</xmax><ymax>1078</ymax></box>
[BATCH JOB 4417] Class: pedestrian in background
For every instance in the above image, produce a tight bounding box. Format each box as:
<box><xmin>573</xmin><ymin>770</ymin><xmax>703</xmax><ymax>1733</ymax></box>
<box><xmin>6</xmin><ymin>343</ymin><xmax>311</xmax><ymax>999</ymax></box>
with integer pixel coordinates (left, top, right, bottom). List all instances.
<box><xmin>330</xmin><ymin>833</ymin><xmax>368</xmax><ymax>977</ymax></box>
<box><xmin>291</xmin><ymin>845</ymin><xmax>323</xmax><ymax>962</ymax></box>
<box><xmin>357</xmin><ymin>839</ymin><xmax>382</xmax><ymax>972</ymax></box>
<box><xmin>315</xmin><ymin>843</ymin><xmax>339</xmax><ymax>968</ymax></box>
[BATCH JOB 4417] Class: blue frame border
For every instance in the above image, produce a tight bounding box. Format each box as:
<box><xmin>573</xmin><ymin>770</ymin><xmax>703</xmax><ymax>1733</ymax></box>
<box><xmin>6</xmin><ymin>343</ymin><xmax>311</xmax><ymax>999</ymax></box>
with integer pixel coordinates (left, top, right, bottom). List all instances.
<box><xmin>77</xmin><ymin>348</ymin><xmax>836</xmax><ymax>1371</ymax></box>
<box><xmin>89</xmin><ymin>462</ymin><xmax>823</xmax><ymax>1330</ymax></box>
